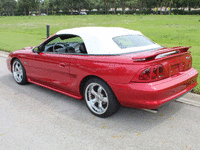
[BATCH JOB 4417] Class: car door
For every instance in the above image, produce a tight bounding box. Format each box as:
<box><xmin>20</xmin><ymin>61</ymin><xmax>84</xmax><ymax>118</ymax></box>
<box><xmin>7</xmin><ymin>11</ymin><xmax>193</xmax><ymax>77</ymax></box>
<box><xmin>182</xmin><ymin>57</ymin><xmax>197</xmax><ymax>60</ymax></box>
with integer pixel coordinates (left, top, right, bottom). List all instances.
<box><xmin>27</xmin><ymin>35</ymin><xmax>72</xmax><ymax>92</ymax></box>
<box><xmin>28</xmin><ymin>34</ymin><xmax>87</xmax><ymax>93</ymax></box>
<box><xmin>28</xmin><ymin>52</ymin><xmax>71</xmax><ymax>92</ymax></box>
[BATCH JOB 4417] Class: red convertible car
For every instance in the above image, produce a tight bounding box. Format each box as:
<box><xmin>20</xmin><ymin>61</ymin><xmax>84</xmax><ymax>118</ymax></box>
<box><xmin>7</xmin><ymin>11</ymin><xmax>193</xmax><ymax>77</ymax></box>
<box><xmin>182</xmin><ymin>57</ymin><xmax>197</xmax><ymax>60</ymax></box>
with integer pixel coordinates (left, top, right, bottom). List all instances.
<box><xmin>7</xmin><ymin>27</ymin><xmax>198</xmax><ymax>117</ymax></box>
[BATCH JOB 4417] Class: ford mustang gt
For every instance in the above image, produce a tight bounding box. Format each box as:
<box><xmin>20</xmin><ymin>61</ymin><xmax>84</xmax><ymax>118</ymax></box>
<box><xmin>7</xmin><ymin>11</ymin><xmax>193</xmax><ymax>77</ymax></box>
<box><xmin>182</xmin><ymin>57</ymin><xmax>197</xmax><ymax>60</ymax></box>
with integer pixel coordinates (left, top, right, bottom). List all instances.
<box><xmin>7</xmin><ymin>27</ymin><xmax>198</xmax><ymax>117</ymax></box>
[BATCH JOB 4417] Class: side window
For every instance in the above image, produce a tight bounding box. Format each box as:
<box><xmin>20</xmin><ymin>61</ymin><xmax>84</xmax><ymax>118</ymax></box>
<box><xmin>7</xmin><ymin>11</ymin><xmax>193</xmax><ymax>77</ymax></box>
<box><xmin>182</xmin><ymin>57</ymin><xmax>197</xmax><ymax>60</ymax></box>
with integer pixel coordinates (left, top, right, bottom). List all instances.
<box><xmin>44</xmin><ymin>36</ymin><xmax>65</xmax><ymax>53</ymax></box>
<box><xmin>48</xmin><ymin>37</ymin><xmax>63</xmax><ymax>45</ymax></box>
<box><xmin>65</xmin><ymin>37</ymin><xmax>83</xmax><ymax>43</ymax></box>
<box><xmin>43</xmin><ymin>35</ymin><xmax>87</xmax><ymax>54</ymax></box>
<box><xmin>67</xmin><ymin>37</ymin><xmax>87</xmax><ymax>54</ymax></box>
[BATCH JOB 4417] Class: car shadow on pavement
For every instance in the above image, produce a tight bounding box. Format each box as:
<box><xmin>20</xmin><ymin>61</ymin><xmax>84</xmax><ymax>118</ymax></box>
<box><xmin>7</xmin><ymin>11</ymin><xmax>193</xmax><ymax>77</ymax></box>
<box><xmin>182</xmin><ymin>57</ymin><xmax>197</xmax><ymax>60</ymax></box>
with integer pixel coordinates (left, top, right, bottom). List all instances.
<box><xmin>0</xmin><ymin>74</ymin><xmax>184</xmax><ymax>134</ymax></box>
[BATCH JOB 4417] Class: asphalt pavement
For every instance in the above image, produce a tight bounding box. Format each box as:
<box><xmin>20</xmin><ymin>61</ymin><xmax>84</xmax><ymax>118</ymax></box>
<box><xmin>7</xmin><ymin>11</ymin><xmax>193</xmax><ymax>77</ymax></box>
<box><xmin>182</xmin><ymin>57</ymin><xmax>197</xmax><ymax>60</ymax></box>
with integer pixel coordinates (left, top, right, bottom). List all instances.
<box><xmin>0</xmin><ymin>51</ymin><xmax>200</xmax><ymax>150</ymax></box>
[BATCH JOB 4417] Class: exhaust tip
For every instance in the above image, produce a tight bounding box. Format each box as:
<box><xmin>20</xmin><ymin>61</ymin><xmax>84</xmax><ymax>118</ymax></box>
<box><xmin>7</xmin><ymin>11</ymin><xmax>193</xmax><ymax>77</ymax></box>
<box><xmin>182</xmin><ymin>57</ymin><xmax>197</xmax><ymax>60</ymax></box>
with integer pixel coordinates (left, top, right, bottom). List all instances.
<box><xmin>142</xmin><ymin>109</ymin><xmax>158</xmax><ymax>113</ymax></box>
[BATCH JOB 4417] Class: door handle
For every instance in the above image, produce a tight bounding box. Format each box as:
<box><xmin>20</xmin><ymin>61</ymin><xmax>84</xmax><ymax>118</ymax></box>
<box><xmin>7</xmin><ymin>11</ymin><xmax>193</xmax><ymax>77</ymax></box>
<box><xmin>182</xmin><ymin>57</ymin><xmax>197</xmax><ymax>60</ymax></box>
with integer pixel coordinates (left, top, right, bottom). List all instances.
<box><xmin>59</xmin><ymin>63</ymin><xmax>67</xmax><ymax>67</ymax></box>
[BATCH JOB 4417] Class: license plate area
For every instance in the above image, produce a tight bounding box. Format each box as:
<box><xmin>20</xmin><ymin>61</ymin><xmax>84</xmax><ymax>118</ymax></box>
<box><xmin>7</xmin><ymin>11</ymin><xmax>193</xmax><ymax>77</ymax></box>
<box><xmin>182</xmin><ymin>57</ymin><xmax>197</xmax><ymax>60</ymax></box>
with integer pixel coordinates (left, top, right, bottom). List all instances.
<box><xmin>171</xmin><ymin>64</ymin><xmax>179</xmax><ymax>76</ymax></box>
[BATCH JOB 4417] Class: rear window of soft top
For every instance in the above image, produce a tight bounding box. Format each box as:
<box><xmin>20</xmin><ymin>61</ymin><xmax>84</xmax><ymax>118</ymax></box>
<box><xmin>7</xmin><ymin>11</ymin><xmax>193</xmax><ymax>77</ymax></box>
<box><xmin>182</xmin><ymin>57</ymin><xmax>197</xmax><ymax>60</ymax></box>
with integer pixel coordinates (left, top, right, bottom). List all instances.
<box><xmin>113</xmin><ymin>35</ymin><xmax>155</xmax><ymax>49</ymax></box>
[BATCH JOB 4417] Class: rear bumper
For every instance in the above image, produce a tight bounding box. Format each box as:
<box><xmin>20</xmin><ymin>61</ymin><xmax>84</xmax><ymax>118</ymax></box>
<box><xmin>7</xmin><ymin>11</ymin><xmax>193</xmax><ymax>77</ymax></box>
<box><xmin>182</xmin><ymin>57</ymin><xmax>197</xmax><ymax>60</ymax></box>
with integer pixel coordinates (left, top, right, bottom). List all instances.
<box><xmin>109</xmin><ymin>68</ymin><xmax>198</xmax><ymax>109</ymax></box>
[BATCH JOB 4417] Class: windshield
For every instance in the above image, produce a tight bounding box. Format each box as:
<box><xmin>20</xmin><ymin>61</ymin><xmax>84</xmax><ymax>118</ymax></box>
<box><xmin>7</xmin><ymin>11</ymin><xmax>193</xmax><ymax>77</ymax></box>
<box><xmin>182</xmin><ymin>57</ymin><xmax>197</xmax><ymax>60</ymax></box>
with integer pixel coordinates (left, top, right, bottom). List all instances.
<box><xmin>113</xmin><ymin>35</ymin><xmax>155</xmax><ymax>49</ymax></box>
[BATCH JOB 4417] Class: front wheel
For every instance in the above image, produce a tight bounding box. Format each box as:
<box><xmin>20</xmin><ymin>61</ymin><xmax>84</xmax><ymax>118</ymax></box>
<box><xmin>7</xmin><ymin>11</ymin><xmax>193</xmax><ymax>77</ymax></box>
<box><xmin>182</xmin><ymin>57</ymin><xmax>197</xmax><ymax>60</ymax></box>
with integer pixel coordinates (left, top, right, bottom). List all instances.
<box><xmin>12</xmin><ymin>59</ymin><xmax>28</xmax><ymax>85</ymax></box>
<box><xmin>84</xmin><ymin>78</ymin><xmax>120</xmax><ymax>118</ymax></box>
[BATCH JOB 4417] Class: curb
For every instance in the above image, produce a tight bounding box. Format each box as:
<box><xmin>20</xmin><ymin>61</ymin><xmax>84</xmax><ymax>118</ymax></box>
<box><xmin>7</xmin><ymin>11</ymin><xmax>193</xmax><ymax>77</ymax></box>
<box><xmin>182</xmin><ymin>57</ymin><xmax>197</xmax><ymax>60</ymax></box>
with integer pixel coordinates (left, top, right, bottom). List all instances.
<box><xmin>0</xmin><ymin>54</ymin><xmax>8</xmax><ymax>58</ymax></box>
<box><xmin>0</xmin><ymin>51</ymin><xmax>9</xmax><ymax>58</ymax></box>
<box><xmin>176</xmin><ymin>97</ymin><xmax>200</xmax><ymax>107</ymax></box>
<box><xmin>176</xmin><ymin>92</ymin><xmax>200</xmax><ymax>107</ymax></box>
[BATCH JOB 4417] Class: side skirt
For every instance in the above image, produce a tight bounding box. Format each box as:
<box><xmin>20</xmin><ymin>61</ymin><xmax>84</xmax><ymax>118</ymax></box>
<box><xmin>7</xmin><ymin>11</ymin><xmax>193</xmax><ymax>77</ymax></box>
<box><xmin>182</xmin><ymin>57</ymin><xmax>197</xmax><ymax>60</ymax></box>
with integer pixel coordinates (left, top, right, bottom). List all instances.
<box><xmin>27</xmin><ymin>77</ymin><xmax>83</xmax><ymax>100</ymax></box>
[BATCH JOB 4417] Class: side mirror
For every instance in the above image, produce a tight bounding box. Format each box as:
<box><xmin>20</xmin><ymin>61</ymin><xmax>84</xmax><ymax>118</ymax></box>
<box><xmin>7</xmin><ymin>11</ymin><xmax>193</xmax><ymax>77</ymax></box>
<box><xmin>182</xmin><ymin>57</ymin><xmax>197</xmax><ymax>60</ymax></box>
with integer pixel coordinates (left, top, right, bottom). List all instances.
<box><xmin>32</xmin><ymin>46</ymin><xmax>40</xmax><ymax>53</ymax></box>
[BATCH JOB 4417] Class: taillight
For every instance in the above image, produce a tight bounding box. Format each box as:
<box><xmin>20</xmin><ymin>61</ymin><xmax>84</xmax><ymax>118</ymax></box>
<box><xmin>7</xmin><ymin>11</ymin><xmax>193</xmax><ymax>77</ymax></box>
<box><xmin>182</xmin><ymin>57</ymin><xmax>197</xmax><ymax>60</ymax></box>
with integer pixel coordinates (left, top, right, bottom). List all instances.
<box><xmin>180</xmin><ymin>56</ymin><xmax>192</xmax><ymax>71</ymax></box>
<box><xmin>151</xmin><ymin>67</ymin><xmax>157</xmax><ymax>79</ymax></box>
<box><xmin>139</xmin><ymin>68</ymin><xmax>150</xmax><ymax>80</ymax></box>
<box><xmin>139</xmin><ymin>65</ymin><xmax>164</xmax><ymax>82</ymax></box>
<box><xmin>159</xmin><ymin>66</ymin><xmax>163</xmax><ymax>74</ymax></box>
<box><xmin>158</xmin><ymin>65</ymin><xmax>164</xmax><ymax>77</ymax></box>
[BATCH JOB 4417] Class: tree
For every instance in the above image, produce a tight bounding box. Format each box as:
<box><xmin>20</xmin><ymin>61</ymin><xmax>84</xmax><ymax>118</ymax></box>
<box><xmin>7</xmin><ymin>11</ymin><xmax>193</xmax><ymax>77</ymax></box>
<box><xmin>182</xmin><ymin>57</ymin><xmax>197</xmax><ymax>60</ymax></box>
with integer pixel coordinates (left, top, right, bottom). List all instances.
<box><xmin>0</xmin><ymin>0</ymin><xmax>3</xmax><ymax>15</ymax></box>
<box><xmin>41</xmin><ymin>0</ymin><xmax>50</xmax><ymax>15</ymax></box>
<box><xmin>2</xmin><ymin>0</ymin><xmax>200</xmax><ymax>16</ymax></box>
<box><xmin>117</xmin><ymin>0</ymin><xmax>128</xmax><ymax>14</ymax></box>
<box><xmin>0</xmin><ymin>0</ymin><xmax>17</xmax><ymax>16</ymax></box>
<box><xmin>18</xmin><ymin>0</ymin><xmax>38</xmax><ymax>15</ymax></box>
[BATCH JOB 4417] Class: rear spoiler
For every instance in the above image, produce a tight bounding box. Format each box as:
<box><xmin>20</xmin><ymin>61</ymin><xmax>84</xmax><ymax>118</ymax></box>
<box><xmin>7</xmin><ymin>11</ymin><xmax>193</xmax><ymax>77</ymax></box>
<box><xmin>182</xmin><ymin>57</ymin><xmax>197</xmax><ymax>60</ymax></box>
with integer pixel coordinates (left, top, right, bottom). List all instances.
<box><xmin>132</xmin><ymin>46</ymin><xmax>191</xmax><ymax>62</ymax></box>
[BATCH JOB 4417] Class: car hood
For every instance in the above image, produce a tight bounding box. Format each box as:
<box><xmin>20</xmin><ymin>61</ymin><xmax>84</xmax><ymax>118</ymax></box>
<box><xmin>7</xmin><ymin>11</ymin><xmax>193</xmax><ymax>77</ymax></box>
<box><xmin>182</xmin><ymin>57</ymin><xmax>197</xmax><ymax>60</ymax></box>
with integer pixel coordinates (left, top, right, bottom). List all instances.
<box><xmin>12</xmin><ymin>46</ymin><xmax>34</xmax><ymax>54</ymax></box>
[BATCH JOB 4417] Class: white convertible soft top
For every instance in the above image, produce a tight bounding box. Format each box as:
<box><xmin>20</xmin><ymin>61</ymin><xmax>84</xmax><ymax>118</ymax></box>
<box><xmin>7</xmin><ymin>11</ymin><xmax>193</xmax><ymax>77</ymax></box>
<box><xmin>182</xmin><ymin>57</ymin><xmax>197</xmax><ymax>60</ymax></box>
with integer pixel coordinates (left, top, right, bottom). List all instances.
<box><xmin>56</xmin><ymin>27</ymin><xmax>161</xmax><ymax>54</ymax></box>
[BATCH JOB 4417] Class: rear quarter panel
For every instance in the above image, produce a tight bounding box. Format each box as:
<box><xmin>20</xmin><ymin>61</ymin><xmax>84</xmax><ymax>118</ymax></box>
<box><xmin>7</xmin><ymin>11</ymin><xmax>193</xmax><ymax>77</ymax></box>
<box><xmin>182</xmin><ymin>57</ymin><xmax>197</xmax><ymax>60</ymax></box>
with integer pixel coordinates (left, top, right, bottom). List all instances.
<box><xmin>69</xmin><ymin>54</ymin><xmax>142</xmax><ymax>95</ymax></box>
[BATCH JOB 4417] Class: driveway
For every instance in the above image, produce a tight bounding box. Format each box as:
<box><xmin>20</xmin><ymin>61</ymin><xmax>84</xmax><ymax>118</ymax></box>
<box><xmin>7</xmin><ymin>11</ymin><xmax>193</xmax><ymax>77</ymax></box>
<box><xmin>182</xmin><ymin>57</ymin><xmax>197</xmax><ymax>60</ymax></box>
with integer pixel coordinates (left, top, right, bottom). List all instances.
<box><xmin>0</xmin><ymin>51</ymin><xmax>200</xmax><ymax>150</ymax></box>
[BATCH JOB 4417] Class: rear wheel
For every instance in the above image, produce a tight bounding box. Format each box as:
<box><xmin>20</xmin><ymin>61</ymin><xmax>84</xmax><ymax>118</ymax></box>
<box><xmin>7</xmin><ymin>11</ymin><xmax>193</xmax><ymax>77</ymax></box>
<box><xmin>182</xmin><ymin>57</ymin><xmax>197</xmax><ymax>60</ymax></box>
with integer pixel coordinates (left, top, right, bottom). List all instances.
<box><xmin>12</xmin><ymin>59</ymin><xmax>28</xmax><ymax>85</ymax></box>
<box><xmin>84</xmin><ymin>78</ymin><xmax>120</xmax><ymax>118</ymax></box>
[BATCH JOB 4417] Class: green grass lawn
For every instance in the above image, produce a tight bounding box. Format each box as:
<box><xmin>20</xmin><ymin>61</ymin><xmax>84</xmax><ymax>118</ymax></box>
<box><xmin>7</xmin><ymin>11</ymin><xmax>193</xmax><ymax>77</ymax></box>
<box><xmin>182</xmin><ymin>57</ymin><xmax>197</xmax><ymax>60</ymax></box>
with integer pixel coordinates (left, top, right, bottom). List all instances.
<box><xmin>0</xmin><ymin>15</ymin><xmax>199</xmax><ymax>92</ymax></box>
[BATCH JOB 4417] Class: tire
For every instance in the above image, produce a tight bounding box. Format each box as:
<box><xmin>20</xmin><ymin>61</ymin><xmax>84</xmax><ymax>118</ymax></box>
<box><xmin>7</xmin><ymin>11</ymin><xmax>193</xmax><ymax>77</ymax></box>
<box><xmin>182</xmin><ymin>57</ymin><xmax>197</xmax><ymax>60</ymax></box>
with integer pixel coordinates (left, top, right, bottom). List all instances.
<box><xmin>12</xmin><ymin>59</ymin><xmax>28</xmax><ymax>85</ymax></box>
<box><xmin>83</xmin><ymin>78</ymin><xmax>120</xmax><ymax>118</ymax></box>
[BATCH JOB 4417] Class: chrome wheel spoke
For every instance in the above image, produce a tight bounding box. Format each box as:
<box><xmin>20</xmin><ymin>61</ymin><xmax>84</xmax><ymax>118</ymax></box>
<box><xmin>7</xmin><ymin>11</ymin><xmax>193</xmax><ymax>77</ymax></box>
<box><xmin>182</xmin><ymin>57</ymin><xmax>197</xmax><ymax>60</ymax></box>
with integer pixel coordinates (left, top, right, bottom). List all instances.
<box><xmin>17</xmin><ymin>76</ymin><xmax>21</xmax><ymax>81</ymax></box>
<box><xmin>91</xmin><ymin>102</ymin><xmax>100</xmax><ymax>112</ymax></box>
<box><xmin>19</xmin><ymin>74</ymin><xmax>23</xmax><ymax>80</ymax></box>
<box><xmin>90</xmin><ymin>98</ymin><xmax>98</xmax><ymax>104</ymax></box>
<box><xmin>18</xmin><ymin>66</ymin><xmax>22</xmax><ymax>73</ymax></box>
<box><xmin>91</xmin><ymin>88</ymin><xmax>99</xmax><ymax>98</ymax></box>
<box><xmin>97</xmin><ymin>86</ymin><xmax>103</xmax><ymax>96</ymax></box>
<box><xmin>102</xmin><ymin>97</ymin><xmax>108</xmax><ymax>103</ymax></box>
<box><xmin>15</xmin><ymin>64</ymin><xmax>19</xmax><ymax>71</ymax></box>
<box><xmin>98</xmin><ymin>101</ymin><xmax>105</xmax><ymax>111</ymax></box>
<box><xmin>90</xmin><ymin>98</ymin><xmax>99</xmax><ymax>111</ymax></box>
<box><xmin>14</xmin><ymin>72</ymin><xmax>18</xmax><ymax>79</ymax></box>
